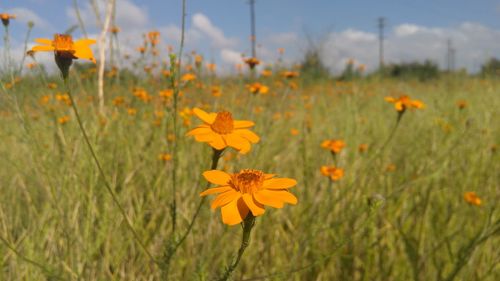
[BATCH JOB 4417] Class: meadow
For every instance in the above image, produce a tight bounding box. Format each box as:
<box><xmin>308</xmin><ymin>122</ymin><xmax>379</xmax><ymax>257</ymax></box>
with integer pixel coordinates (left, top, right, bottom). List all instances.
<box><xmin>0</xmin><ymin>8</ymin><xmax>499</xmax><ymax>280</ymax></box>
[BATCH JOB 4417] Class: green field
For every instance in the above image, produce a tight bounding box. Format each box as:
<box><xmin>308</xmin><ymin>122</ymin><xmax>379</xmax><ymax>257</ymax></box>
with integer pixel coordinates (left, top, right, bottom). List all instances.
<box><xmin>1</xmin><ymin>65</ymin><xmax>499</xmax><ymax>280</ymax></box>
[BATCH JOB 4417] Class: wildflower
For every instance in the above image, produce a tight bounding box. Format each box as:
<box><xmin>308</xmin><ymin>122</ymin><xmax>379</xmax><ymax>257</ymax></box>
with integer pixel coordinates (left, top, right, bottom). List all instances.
<box><xmin>463</xmin><ymin>192</ymin><xmax>482</xmax><ymax>206</ymax></box>
<box><xmin>55</xmin><ymin>93</ymin><xmax>72</xmax><ymax>106</ymax></box>
<box><xmin>112</xmin><ymin>96</ymin><xmax>125</xmax><ymax>106</ymax></box>
<box><xmin>58</xmin><ymin>115</ymin><xmax>70</xmax><ymax>124</ymax></box>
<box><xmin>109</xmin><ymin>26</ymin><xmax>120</xmax><ymax>34</ymax></box>
<box><xmin>27</xmin><ymin>63</ymin><xmax>37</xmax><ymax>69</ymax></box>
<box><xmin>158</xmin><ymin>153</ymin><xmax>172</xmax><ymax>162</ymax></box>
<box><xmin>278</xmin><ymin>48</ymin><xmax>285</xmax><ymax>55</ymax></box>
<box><xmin>261</xmin><ymin>69</ymin><xmax>272</xmax><ymax>77</ymax></box>
<box><xmin>47</xmin><ymin>83</ymin><xmax>58</xmax><ymax>89</ymax></box>
<box><xmin>358</xmin><ymin>144</ymin><xmax>368</xmax><ymax>153</ymax></box>
<box><xmin>187</xmin><ymin>108</ymin><xmax>260</xmax><ymax>154</ymax></box>
<box><xmin>211</xmin><ymin>86</ymin><xmax>222</xmax><ymax>97</ymax></box>
<box><xmin>385</xmin><ymin>164</ymin><xmax>396</xmax><ymax>172</ymax></box>
<box><xmin>0</xmin><ymin>13</ymin><xmax>16</xmax><ymax>26</ymax></box>
<box><xmin>127</xmin><ymin>108</ymin><xmax>137</xmax><ymax>116</ymax></box>
<box><xmin>137</xmin><ymin>46</ymin><xmax>146</xmax><ymax>54</ymax></box>
<box><xmin>282</xmin><ymin>71</ymin><xmax>299</xmax><ymax>79</ymax></box>
<box><xmin>290</xmin><ymin>128</ymin><xmax>299</xmax><ymax>136</ymax></box>
<box><xmin>39</xmin><ymin>95</ymin><xmax>50</xmax><ymax>105</ymax></box>
<box><xmin>181</xmin><ymin>73</ymin><xmax>196</xmax><ymax>82</ymax></box>
<box><xmin>31</xmin><ymin>34</ymin><xmax>96</xmax><ymax>78</ymax></box>
<box><xmin>246</xmin><ymin>82</ymin><xmax>269</xmax><ymax>95</ymax></box>
<box><xmin>244</xmin><ymin>57</ymin><xmax>260</xmax><ymax>69</ymax></box>
<box><xmin>147</xmin><ymin>31</ymin><xmax>160</xmax><ymax>46</ymax></box>
<box><xmin>206</xmin><ymin>63</ymin><xmax>216</xmax><ymax>72</ymax></box>
<box><xmin>321</xmin><ymin>139</ymin><xmax>345</xmax><ymax>154</ymax></box>
<box><xmin>456</xmin><ymin>100</ymin><xmax>467</xmax><ymax>110</ymax></box>
<box><xmin>320</xmin><ymin>166</ymin><xmax>344</xmax><ymax>181</ymax></box>
<box><xmin>385</xmin><ymin>95</ymin><xmax>424</xmax><ymax>113</ymax></box>
<box><xmin>200</xmin><ymin>169</ymin><xmax>298</xmax><ymax>225</ymax></box>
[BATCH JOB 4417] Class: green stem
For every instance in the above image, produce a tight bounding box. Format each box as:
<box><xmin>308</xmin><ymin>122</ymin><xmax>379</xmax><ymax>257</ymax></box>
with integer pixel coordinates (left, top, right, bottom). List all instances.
<box><xmin>218</xmin><ymin>214</ymin><xmax>256</xmax><ymax>281</ymax></box>
<box><xmin>62</xmin><ymin>77</ymin><xmax>157</xmax><ymax>265</ymax></box>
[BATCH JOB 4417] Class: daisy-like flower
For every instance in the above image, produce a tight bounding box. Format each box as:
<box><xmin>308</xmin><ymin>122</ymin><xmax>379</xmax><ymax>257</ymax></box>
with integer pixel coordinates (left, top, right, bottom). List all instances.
<box><xmin>246</xmin><ymin>82</ymin><xmax>269</xmax><ymax>95</ymax></box>
<box><xmin>385</xmin><ymin>95</ymin><xmax>424</xmax><ymax>113</ymax></box>
<box><xmin>320</xmin><ymin>166</ymin><xmax>344</xmax><ymax>181</ymax></box>
<box><xmin>187</xmin><ymin>108</ymin><xmax>259</xmax><ymax>154</ymax></box>
<box><xmin>282</xmin><ymin>71</ymin><xmax>299</xmax><ymax>79</ymax></box>
<box><xmin>0</xmin><ymin>13</ymin><xmax>16</xmax><ymax>26</ymax></box>
<box><xmin>31</xmin><ymin>34</ymin><xmax>96</xmax><ymax>77</ymax></box>
<box><xmin>244</xmin><ymin>57</ymin><xmax>260</xmax><ymax>69</ymax></box>
<box><xmin>321</xmin><ymin>139</ymin><xmax>345</xmax><ymax>154</ymax></box>
<box><xmin>200</xmin><ymin>169</ymin><xmax>298</xmax><ymax>225</ymax></box>
<box><xmin>181</xmin><ymin>73</ymin><xmax>196</xmax><ymax>82</ymax></box>
<box><xmin>463</xmin><ymin>192</ymin><xmax>482</xmax><ymax>206</ymax></box>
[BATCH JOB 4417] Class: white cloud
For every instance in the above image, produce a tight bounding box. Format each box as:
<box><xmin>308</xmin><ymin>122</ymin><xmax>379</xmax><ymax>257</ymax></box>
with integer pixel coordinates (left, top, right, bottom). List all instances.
<box><xmin>191</xmin><ymin>13</ymin><xmax>238</xmax><ymax>48</ymax></box>
<box><xmin>220</xmin><ymin>48</ymin><xmax>241</xmax><ymax>65</ymax></box>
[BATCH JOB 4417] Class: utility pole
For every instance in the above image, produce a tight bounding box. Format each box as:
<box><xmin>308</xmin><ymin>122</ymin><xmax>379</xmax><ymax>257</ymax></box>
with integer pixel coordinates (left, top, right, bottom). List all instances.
<box><xmin>378</xmin><ymin>17</ymin><xmax>385</xmax><ymax>71</ymax></box>
<box><xmin>249</xmin><ymin>0</ymin><xmax>257</xmax><ymax>58</ymax></box>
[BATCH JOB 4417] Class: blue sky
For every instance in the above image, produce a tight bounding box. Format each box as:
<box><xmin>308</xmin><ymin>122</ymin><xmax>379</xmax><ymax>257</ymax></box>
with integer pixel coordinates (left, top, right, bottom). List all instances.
<box><xmin>2</xmin><ymin>0</ymin><xmax>500</xmax><ymax>73</ymax></box>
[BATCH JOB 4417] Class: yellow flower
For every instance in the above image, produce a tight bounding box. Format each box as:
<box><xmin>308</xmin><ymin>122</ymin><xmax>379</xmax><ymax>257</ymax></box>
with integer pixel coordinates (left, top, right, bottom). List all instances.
<box><xmin>246</xmin><ymin>82</ymin><xmax>269</xmax><ymax>95</ymax></box>
<box><xmin>261</xmin><ymin>69</ymin><xmax>272</xmax><ymax>77</ymax></box>
<box><xmin>290</xmin><ymin>128</ymin><xmax>299</xmax><ymax>136</ymax></box>
<box><xmin>463</xmin><ymin>192</ymin><xmax>482</xmax><ymax>206</ymax></box>
<box><xmin>320</xmin><ymin>166</ymin><xmax>344</xmax><ymax>181</ymax></box>
<box><xmin>244</xmin><ymin>57</ymin><xmax>260</xmax><ymax>69</ymax></box>
<box><xmin>187</xmin><ymin>108</ymin><xmax>260</xmax><ymax>154</ymax></box>
<box><xmin>282</xmin><ymin>71</ymin><xmax>299</xmax><ymax>79</ymax></box>
<box><xmin>32</xmin><ymin>34</ymin><xmax>96</xmax><ymax>63</ymax></box>
<box><xmin>211</xmin><ymin>86</ymin><xmax>222</xmax><ymax>97</ymax></box>
<box><xmin>0</xmin><ymin>13</ymin><xmax>16</xmax><ymax>26</ymax></box>
<box><xmin>58</xmin><ymin>115</ymin><xmax>70</xmax><ymax>124</ymax></box>
<box><xmin>181</xmin><ymin>73</ymin><xmax>196</xmax><ymax>82</ymax></box>
<box><xmin>385</xmin><ymin>95</ymin><xmax>424</xmax><ymax>112</ymax></box>
<box><xmin>158</xmin><ymin>153</ymin><xmax>172</xmax><ymax>162</ymax></box>
<box><xmin>321</xmin><ymin>139</ymin><xmax>345</xmax><ymax>154</ymax></box>
<box><xmin>200</xmin><ymin>169</ymin><xmax>298</xmax><ymax>225</ymax></box>
<box><xmin>358</xmin><ymin>143</ymin><xmax>368</xmax><ymax>153</ymax></box>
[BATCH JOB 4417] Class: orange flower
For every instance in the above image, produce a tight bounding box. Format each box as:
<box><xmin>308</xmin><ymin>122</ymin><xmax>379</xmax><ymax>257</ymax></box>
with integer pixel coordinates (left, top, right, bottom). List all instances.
<box><xmin>109</xmin><ymin>26</ymin><xmax>120</xmax><ymax>34</ymax></box>
<box><xmin>456</xmin><ymin>100</ymin><xmax>467</xmax><ymax>110</ymax></box>
<box><xmin>321</xmin><ymin>139</ymin><xmax>345</xmax><ymax>154</ymax></box>
<box><xmin>0</xmin><ymin>13</ymin><xmax>16</xmax><ymax>26</ymax></box>
<box><xmin>463</xmin><ymin>192</ymin><xmax>482</xmax><ymax>206</ymax></box>
<box><xmin>246</xmin><ymin>82</ymin><xmax>269</xmax><ymax>95</ymax></box>
<box><xmin>181</xmin><ymin>73</ymin><xmax>196</xmax><ymax>82</ymax></box>
<box><xmin>385</xmin><ymin>95</ymin><xmax>424</xmax><ymax>112</ymax></box>
<box><xmin>32</xmin><ymin>34</ymin><xmax>96</xmax><ymax>63</ymax></box>
<box><xmin>200</xmin><ymin>169</ymin><xmax>298</xmax><ymax>225</ymax></box>
<box><xmin>187</xmin><ymin>108</ymin><xmax>260</xmax><ymax>154</ymax></box>
<box><xmin>320</xmin><ymin>166</ymin><xmax>344</xmax><ymax>181</ymax></box>
<box><xmin>282</xmin><ymin>71</ymin><xmax>299</xmax><ymax>79</ymax></box>
<box><xmin>358</xmin><ymin>143</ymin><xmax>368</xmax><ymax>153</ymax></box>
<box><xmin>158</xmin><ymin>153</ymin><xmax>172</xmax><ymax>162</ymax></box>
<box><xmin>261</xmin><ymin>69</ymin><xmax>272</xmax><ymax>77</ymax></box>
<box><xmin>290</xmin><ymin>128</ymin><xmax>299</xmax><ymax>136</ymax></box>
<box><xmin>58</xmin><ymin>115</ymin><xmax>70</xmax><ymax>124</ymax></box>
<box><xmin>244</xmin><ymin>57</ymin><xmax>260</xmax><ymax>69</ymax></box>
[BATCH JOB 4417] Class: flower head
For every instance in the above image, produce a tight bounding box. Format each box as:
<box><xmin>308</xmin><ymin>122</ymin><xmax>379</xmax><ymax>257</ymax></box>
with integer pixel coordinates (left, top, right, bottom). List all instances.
<box><xmin>246</xmin><ymin>82</ymin><xmax>269</xmax><ymax>95</ymax></box>
<box><xmin>321</xmin><ymin>139</ymin><xmax>345</xmax><ymax>154</ymax></box>
<box><xmin>385</xmin><ymin>95</ymin><xmax>424</xmax><ymax>113</ymax></box>
<box><xmin>244</xmin><ymin>57</ymin><xmax>260</xmax><ymax>69</ymax></box>
<box><xmin>320</xmin><ymin>166</ymin><xmax>344</xmax><ymax>181</ymax></box>
<box><xmin>31</xmin><ymin>34</ymin><xmax>96</xmax><ymax>78</ymax></box>
<box><xmin>187</xmin><ymin>108</ymin><xmax>260</xmax><ymax>154</ymax></box>
<box><xmin>200</xmin><ymin>169</ymin><xmax>298</xmax><ymax>225</ymax></box>
<box><xmin>0</xmin><ymin>13</ymin><xmax>16</xmax><ymax>26</ymax></box>
<box><xmin>463</xmin><ymin>192</ymin><xmax>482</xmax><ymax>206</ymax></box>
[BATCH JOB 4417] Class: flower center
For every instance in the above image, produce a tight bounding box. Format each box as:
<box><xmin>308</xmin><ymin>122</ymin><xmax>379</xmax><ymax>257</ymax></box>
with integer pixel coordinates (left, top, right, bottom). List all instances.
<box><xmin>53</xmin><ymin>34</ymin><xmax>74</xmax><ymax>52</ymax></box>
<box><xmin>210</xmin><ymin>111</ymin><xmax>234</xmax><ymax>134</ymax></box>
<box><xmin>230</xmin><ymin>169</ymin><xmax>264</xmax><ymax>194</ymax></box>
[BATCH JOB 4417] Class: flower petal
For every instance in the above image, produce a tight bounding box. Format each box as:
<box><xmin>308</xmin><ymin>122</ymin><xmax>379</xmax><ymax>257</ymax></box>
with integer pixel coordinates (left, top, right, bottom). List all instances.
<box><xmin>253</xmin><ymin>190</ymin><xmax>284</xmax><ymax>208</ymax></box>
<box><xmin>187</xmin><ymin>126</ymin><xmax>212</xmax><ymax>136</ymax></box>
<box><xmin>194</xmin><ymin>133</ymin><xmax>215</xmax><ymax>142</ymax></box>
<box><xmin>223</xmin><ymin>133</ymin><xmax>251</xmax><ymax>154</ymax></box>
<box><xmin>34</xmin><ymin>38</ymin><xmax>52</xmax><ymax>45</ymax></box>
<box><xmin>193</xmin><ymin>108</ymin><xmax>216</xmax><ymax>124</ymax></box>
<box><xmin>203</xmin><ymin>170</ymin><xmax>231</xmax><ymax>185</ymax></box>
<box><xmin>208</xmin><ymin>134</ymin><xmax>227</xmax><ymax>150</ymax></box>
<box><xmin>211</xmin><ymin>190</ymin><xmax>241</xmax><ymax>209</ymax></box>
<box><xmin>234</xmin><ymin>129</ymin><xmax>260</xmax><ymax>143</ymax></box>
<box><xmin>200</xmin><ymin>185</ymin><xmax>232</xmax><ymax>196</ymax></box>
<box><xmin>233</xmin><ymin>120</ymin><xmax>255</xmax><ymax>129</ymax></box>
<box><xmin>73</xmin><ymin>40</ymin><xmax>96</xmax><ymax>62</ymax></box>
<box><xmin>32</xmin><ymin>45</ymin><xmax>54</xmax><ymax>52</ymax></box>
<box><xmin>220</xmin><ymin>197</ymin><xmax>247</xmax><ymax>225</ymax></box>
<box><xmin>242</xmin><ymin>193</ymin><xmax>265</xmax><ymax>216</ymax></box>
<box><xmin>269</xmin><ymin>190</ymin><xmax>298</xmax><ymax>205</ymax></box>
<box><xmin>262</xmin><ymin>178</ymin><xmax>297</xmax><ymax>190</ymax></box>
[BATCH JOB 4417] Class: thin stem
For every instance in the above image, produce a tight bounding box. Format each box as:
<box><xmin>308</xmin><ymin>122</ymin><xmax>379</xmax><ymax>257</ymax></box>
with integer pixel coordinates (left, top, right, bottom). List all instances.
<box><xmin>170</xmin><ymin>0</ymin><xmax>187</xmax><ymax>237</ymax></box>
<box><xmin>218</xmin><ymin>214</ymin><xmax>256</xmax><ymax>281</ymax></box>
<box><xmin>62</xmin><ymin>77</ymin><xmax>157</xmax><ymax>265</ymax></box>
<box><xmin>162</xmin><ymin>148</ymin><xmax>223</xmax><ymax>276</ymax></box>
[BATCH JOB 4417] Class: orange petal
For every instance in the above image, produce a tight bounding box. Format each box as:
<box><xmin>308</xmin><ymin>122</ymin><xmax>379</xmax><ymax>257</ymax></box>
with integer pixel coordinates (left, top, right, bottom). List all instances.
<box><xmin>186</xmin><ymin>126</ymin><xmax>212</xmax><ymax>136</ymax></box>
<box><xmin>203</xmin><ymin>170</ymin><xmax>231</xmax><ymax>185</ymax></box>
<box><xmin>223</xmin><ymin>133</ymin><xmax>251</xmax><ymax>154</ymax></box>
<box><xmin>34</xmin><ymin>38</ymin><xmax>52</xmax><ymax>45</ymax></box>
<box><xmin>234</xmin><ymin>129</ymin><xmax>260</xmax><ymax>143</ymax></box>
<box><xmin>32</xmin><ymin>45</ymin><xmax>54</xmax><ymax>52</ymax></box>
<box><xmin>384</xmin><ymin>97</ymin><xmax>396</xmax><ymax>103</ymax></box>
<box><xmin>211</xmin><ymin>190</ymin><xmax>241</xmax><ymax>209</ymax></box>
<box><xmin>208</xmin><ymin>134</ymin><xmax>227</xmax><ymax>150</ymax></box>
<box><xmin>265</xmin><ymin>174</ymin><xmax>275</xmax><ymax>179</ymax></box>
<box><xmin>194</xmin><ymin>133</ymin><xmax>215</xmax><ymax>142</ymax></box>
<box><xmin>233</xmin><ymin>120</ymin><xmax>255</xmax><ymax>129</ymax></box>
<box><xmin>200</xmin><ymin>185</ymin><xmax>231</xmax><ymax>196</ymax></box>
<box><xmin>193</xmin><ymin>108</ymin><xmax>216</xmax><ymax>124</ymax></box>
<box><xmin>220</xmin><ymin>198</ymin><xmax>246</xmax><ymax>225</ymax></box>
<box><xmin>268</xmin><ymin>190</ymin><xmax>298</xmax><ymax>205</ymax></box>
<box><xmin>253</xmin><ymin>190</ymin><xmax>284</xmax><ymax>208</ymax></box>
<box><xmin>262</xmin><ymin>178</ymin><xmax>297</xmax><ymax>190</ymax></box>
<box><xmin>395</xmin><ymin>102</ymin><xmax>404</xmax><ymax>111</ymax></box>
<box><xmin>242</xmin><ymin>193</ymin><xmax>265</xmax><ymax>216</ymax></box>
